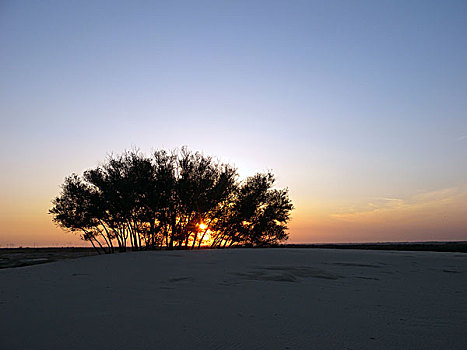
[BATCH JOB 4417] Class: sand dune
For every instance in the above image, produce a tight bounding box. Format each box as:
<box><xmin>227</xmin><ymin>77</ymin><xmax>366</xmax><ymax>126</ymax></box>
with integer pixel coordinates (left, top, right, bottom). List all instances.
<box><xmin>0</xmin><ymin>248</ymin><xmax>466</xmax><ymax>349</ymax></box>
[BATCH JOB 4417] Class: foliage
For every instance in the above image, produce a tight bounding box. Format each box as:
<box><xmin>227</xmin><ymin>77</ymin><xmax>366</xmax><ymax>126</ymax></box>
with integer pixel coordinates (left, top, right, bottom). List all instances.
<box><xmin>49</xmin><ymin>148</ymin><xmax>293</xmax><ymax>253</ymax></box>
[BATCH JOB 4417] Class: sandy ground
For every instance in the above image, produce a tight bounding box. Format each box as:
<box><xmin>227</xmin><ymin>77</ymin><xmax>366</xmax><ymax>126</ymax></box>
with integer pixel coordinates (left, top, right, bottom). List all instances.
<box><xmin>0</xmin><ymin>248</ymin><xmax>98</xmax><ymax>269</ymax></box>
<box><xmin>0</xmin><ymin>248</ymin><xmax>466</xmax><ymax>349</ymax></box>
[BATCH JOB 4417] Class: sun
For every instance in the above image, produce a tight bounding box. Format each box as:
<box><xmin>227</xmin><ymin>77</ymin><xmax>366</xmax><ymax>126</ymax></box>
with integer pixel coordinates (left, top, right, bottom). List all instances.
<box><xmin>199</xmin><ymin>223</ymin><xmax>207</xmax><ymax>230</ymax></box>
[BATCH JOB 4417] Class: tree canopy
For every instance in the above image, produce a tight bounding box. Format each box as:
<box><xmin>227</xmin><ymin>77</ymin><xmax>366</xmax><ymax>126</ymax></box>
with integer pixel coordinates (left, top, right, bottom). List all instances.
<box><xmin>49</xmin><ymin>148</ymin><xmax>293</xmax><ymax>253</ymax></box>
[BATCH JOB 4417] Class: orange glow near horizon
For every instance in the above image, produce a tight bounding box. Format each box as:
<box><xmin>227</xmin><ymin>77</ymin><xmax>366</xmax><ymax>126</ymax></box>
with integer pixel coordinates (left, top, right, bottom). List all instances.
<box><xmin>288</xmin><ymin>187</ymin><xmax>467</xmax><ymax>243</ymax></box>
<box><xmin>1</xmin><ymin>179</ymin><xmax>467</xmax><ymax>247</ymax></box>
<box><xmin>200</xmin><ymin>229</ymin><xmax>213</xmax><ymax>246</ymax></box>
<box><xmin>196</xmin><ymin>221</ymin><xmax>213</xmax><ymax>246</ymax></box>
<box><xmin>1</xmin><ymin>1</ymin><xmax>467</xmax><ymax>248</ymax></box>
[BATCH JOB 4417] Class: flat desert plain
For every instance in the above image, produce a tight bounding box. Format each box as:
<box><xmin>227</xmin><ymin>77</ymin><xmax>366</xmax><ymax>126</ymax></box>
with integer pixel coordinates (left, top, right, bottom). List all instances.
<box><xmin>0</xmin><ymin>248</ymin><xmax>466</xmax><ymax>349</ymax></box>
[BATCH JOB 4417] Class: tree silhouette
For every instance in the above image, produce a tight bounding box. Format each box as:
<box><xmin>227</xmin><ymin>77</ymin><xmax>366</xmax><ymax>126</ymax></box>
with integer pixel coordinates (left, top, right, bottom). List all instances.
<box><xmin>50</xmin><ymin>148</ymin><xmax>293</xmax><ymax>252</ymax></box>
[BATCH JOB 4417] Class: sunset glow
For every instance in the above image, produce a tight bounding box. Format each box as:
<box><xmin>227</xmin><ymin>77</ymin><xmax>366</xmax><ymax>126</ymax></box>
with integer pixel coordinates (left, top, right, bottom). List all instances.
<box><xmin>200</xmin><ymin>230</ymin><xmax>213</xmax><ymax>247</ymax></box>
<box><xmin>1</xmin><ymin>1</ymin><xmax>466</xmax><ymax>247</ymax></box>
<box><xmin>1</xmin><ymin>3</ymin><xmax>465</xmax><ymax>350</ymax></box>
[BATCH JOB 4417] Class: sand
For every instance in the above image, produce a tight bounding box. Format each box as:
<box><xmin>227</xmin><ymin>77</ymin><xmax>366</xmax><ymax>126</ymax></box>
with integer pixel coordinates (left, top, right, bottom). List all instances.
<box><xmin>0</xmin><ymin>248</ymin><xmax>98</xmax><ymax>269</ymax></box>
<box><xmin>0</xmin><ymin>248</ymin><xmax>466</xmax><ymax>349</ymax></box>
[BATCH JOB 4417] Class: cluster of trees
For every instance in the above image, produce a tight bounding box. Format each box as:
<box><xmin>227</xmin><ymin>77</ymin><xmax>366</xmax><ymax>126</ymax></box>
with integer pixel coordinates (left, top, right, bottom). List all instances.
<box><xmin>49</xmin><ymin>148</ymin><xmax>293</xmax><ymax>253</ymax></box>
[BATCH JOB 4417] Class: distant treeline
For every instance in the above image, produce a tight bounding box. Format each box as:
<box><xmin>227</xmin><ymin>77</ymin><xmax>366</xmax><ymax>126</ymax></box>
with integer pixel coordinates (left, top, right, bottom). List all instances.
<box><xmin>282</xmin><ymin>242</ymin><xmax>467</xmax><ymax>253</ymax></box>
<box><xmin>50</xmin><ymin>148</ymin><xmax>293</xmax><ymax>253</ymax></box>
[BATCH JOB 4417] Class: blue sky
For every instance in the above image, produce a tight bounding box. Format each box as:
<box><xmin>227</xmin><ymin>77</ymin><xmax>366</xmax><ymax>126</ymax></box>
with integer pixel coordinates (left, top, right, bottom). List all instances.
<box><xmin>1</xmin><ymin>0</ymin><xmax>466</xmax><ymax>245</ymax></box>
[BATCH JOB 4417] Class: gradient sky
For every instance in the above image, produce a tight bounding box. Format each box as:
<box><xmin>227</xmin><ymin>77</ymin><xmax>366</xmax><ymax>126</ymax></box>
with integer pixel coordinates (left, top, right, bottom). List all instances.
<box><xmin>1</xmin><ymin>0</ymin><xmax>466</xmax><ymax>247</ymax></box>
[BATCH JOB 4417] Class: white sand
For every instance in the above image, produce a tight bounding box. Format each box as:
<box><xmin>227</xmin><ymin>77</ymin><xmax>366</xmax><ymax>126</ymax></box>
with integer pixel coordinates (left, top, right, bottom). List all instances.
<box><xmin>0</xmin><ymin>248</ymin><xmax>466</xmax><ymax>349</ymax></box>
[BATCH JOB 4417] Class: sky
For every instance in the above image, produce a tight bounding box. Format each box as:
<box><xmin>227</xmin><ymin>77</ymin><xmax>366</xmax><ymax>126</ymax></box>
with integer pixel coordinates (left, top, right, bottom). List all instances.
<box><xmin>1</xmin><ymin>0</ymin><xmax>466</xmax><ymax>247</ymax></box>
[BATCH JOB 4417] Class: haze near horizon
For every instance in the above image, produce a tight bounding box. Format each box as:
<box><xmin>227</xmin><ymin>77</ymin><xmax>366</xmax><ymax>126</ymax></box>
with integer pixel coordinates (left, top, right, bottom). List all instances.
<box><xmin>1</xmin><ymin>0</ymin><xmax>466</xmax><ymax>247</ymax></box>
